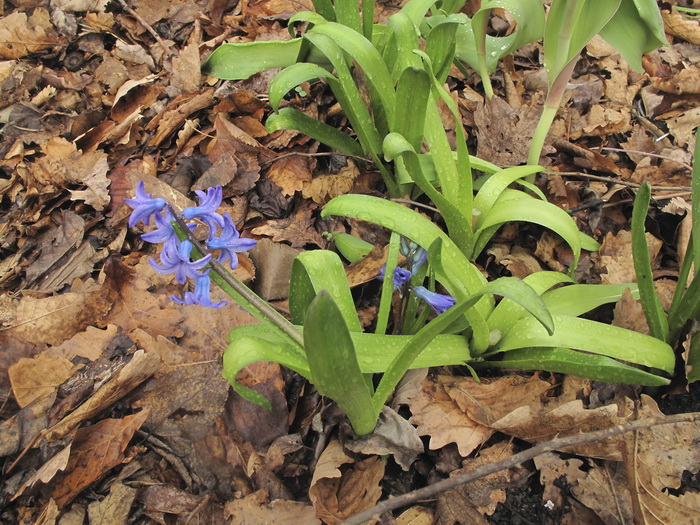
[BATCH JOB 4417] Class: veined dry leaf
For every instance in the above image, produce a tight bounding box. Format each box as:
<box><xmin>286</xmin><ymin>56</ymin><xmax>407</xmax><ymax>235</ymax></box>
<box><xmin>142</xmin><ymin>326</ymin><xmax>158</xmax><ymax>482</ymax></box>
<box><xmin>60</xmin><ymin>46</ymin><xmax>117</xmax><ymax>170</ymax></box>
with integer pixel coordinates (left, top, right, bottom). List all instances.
<box><xmin>596</xmin><ymin>230</ymin><xmax>663</xmax><ymax>285</ymax></box>
<box><xmin>662</xmin><ymin>5</ymin><xmax>700</xmax><ymax>45</ymax></box>
<box><xmin>171</xmin><ymin>42</ymin><xmax>201</xmax><ymax>94</ymax></box>
<box><xmin>12</xmin><ymin>445</ymin><xmax>72</xmax><ymax>501</ymax></box>
<box><xmin>491</xmin><ymin>397</ymin><xmax>635</xmax><ymax>461</ymax></box>
<box><xmin>9</xmin><ymin>353</ymin><xmax>80</xmax><ymax>408</ymax></box>
<box><xmin>87</xmin><ymin>482</ymin><xmax>137</xmax><ymax>525</ymax></box>
<box><xmin>345</xmin><ymin>406</ymin><xmax>424</xmax><ymax>471</ymax></box>
<box><xmin>267</xmin><ymin>155</ymin><xmax>313</xmax><ymax>196</ymax></box>
<box><xmin>441</xmin><ymin>441</ymin><xmax>524</xmax><ymax>517</ymax></box>
<box><xmin>252</xmin><ymin>200</ymin><xmax>325</xmax><ymax>248</ymax></box>
<box><xmin>48</xmin><ymin>324</ymin><xmax>119</xmax><ymax>361</ymax></box>
<box><xmin>8</xmin><ymin>278</ymin><xmax>111</xmax><ymax>346</ymax></box>
<box><xmin>224</xmin><ymin>489</ymin><xmax>321</xmax><ymax>525</ymax></box>
<box><xmin>302</xmin><ymin>161</ymin><xmax>360</xmax><ymax>204</ymax></box>
<box><xmin>103</xmin><ymin>256</ymin><xmax>186</xmax><ymax>338</ymax></box>
<box><xmin>443</xmin><ymin>374</ymin><xmax>553</xmax><ymax>427</ymax></box>
<box><xmin>0</xmin><ymin>10</ymin><xmax>63</xmax><ymax>60</ymax></box>
<box><xmin>51</xmin><ymin>409</ymin><xmax>150</xmax><ymax>508</ymax></box>
<box><xmin>309</xmin><ymin>440</ymin><xmax>385</xmax><ymax>524</ymax></box>
<box><xmin>400</xmin><ymin>374</ymin><xmax>493</xmax><ymax>456</ymax></box>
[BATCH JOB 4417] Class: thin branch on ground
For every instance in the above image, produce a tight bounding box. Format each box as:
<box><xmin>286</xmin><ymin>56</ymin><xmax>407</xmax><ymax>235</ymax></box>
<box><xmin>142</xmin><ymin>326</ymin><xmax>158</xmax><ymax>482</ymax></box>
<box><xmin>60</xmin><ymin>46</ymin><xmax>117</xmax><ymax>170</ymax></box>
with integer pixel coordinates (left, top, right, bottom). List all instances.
<box><xmin>599</xmin><ymin>146</ymin><xmax>693</xmax><ymax>171</ymax></box>
<box><xmin>340</xmin><ymin>412</ymin><xmax>700</xmax><ymax>525</ymax></box>
<box><xmin>550</xmin><ymin>171</ymin><xmax>691</xmax><ymax>192</ymax></box>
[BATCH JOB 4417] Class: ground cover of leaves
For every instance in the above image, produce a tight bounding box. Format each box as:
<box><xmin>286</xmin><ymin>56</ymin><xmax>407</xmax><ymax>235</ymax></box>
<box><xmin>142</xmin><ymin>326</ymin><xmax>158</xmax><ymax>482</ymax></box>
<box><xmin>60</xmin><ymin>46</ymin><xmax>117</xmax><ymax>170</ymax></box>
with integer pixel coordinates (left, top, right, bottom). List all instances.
<box><xmin>0</xmin><ymin>0</ymin><xmax>699</xmax><ymax>523</ymax></box>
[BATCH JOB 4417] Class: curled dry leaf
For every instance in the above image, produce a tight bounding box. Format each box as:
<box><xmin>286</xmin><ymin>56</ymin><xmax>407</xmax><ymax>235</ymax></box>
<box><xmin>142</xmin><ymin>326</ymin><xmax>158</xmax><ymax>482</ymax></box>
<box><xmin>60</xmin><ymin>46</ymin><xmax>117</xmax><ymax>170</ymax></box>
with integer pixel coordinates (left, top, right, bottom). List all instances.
<box><xmin>309</xmin><ymin>439</ymin><xmax>385</xmax><ymax>524</ymax></box>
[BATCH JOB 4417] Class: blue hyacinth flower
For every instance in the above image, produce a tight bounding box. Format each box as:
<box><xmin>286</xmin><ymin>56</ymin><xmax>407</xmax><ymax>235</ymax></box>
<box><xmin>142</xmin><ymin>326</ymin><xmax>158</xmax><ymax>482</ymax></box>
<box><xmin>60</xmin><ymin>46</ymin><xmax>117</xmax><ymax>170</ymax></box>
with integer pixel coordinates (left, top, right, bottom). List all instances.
<box><xmin>172</xmin><ymin>275</ymin><xmax>228</xmax><ymax>309</ymax></box>
<box><xmin>207</xmin><ymin>213</ymin><xmax>257</xmax><ymax>269</ymax></box>
<box><xmin>125</xmin><ymin>180</ymin><xmax>167</xmax><ymax>228</ymax></box>
<box><xmin>149</xmin><ymin>239</ymin><xmax>211</xmax><ymax>284</ymax></box>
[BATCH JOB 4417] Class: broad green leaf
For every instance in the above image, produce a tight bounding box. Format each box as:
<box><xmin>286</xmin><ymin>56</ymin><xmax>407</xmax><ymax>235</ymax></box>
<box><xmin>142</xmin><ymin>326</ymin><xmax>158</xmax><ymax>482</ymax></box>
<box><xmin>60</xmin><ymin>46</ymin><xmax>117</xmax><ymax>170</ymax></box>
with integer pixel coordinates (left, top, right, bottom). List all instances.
<box><xmin>289</xmin><ymin>250</ymin><xmax>362</xmax><ymax>332</ymax></box>
<box><xmin>386</xmin><ymin>12</ymin><xmax>422</xmax><ymax>78</ymax></box>
<box><xmin>305</xmin><ymin>291</ymin><xmax>376</xmax><ymax>435</ymax></box>
<box><xmin>372</xmin><ymin>276</ymin><xmax>553</xmax><ymax>411</ymax></box>
<box><xmin>487</xmin><ymin>271</ymin><xmax>574</xmax><ymax>337</ymax></box>
<box><xmin>473</xmin><ymin>191</ymin><xmax>583</xmax><ymax>272</ymax></box>
<box><xmin>311</xmin><ymin>0</ymin><xmax>336</xmax><ymax>21</ymax></box>
<box><xmin>392</xmin><ymin>67</ymin><xmax>430</xmax><ymax>151</ymax></box>
<box><xmin>542</xmin><ymin>283</ymin><xmax>640</xmax><ymax>316</ymax></box>
<box><xmin>544</xmin><ymin>0</ymin><xmax>622</xmax><ymax>86</ymax></box>
<box><xmin>224</xmin><ymin>330</ymin><xmax>311</xmax><ymax>410</ymax></box>
<box><xmin>598</xmin><ymin>0</ymin><xmax>667</xmax><ymax>72</ymax></box>
<box><xmin>333</xmin><ymin>0</ymin><xmax>362</xmax><ymax>34</ymax></box>
<box><xmin>267</xmin><ymin>108</ymin><xmax>364</xmax><ymax>157</ymax></box>
<box><xmin>472</xmin><ymin>165</ymin><xmax>543</xmax><ymax>228</ymax></box>
<box><xmin>383</xmin><ymin>132</ymin><xmax>472</xmax><ymax>251</ymax></box>
<box><xmin>322</xmin><ymin>194</ymin><xmax>493</xmax><ymax>318</ymax></box>
<box><xmin>493</xmin><ymin>314</ymin><xmax>676</xmax><ymax>373</ymax></box>
<box><xmin>396</xmin><ymin>153</ymin><xmax>501</xmax><ymax>185</ymax></box>
<box><xmin>457</xmin><ymin>0</ymin><xmax>545</xmax><ymax>95</ymax></box>
<box><xmin>424</xmin><ymin>14</ymin><xmax>463</xmax><ymax>83</ymax></box>
<box><xmin>481</xmin><ymin>347</ymin><xmax>670</xmax><ymax>386</ymax></box>
<box><xmin>269</xmin><ymin>63</ymin><xmax>336</xmax><ymax>111</ymax></box>
<box><xmin>631</xmin><ymin>182</ymin><xmax>669</xmax><ymax>342</ymax></box>
<box><xmin>202</xmin><ymin>40</ymin><xmax>303</xmax><ymax>80</ymax></box>
<box><xmin>325</xmin><ymin>231</ymin><xmax>374</xmax><ymax>263</ymax></box>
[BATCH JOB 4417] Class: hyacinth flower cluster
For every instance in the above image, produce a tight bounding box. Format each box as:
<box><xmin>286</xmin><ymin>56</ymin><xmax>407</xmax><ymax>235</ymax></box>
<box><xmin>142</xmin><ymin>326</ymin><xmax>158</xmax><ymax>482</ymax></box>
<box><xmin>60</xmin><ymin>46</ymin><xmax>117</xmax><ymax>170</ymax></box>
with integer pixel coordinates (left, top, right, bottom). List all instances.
<box><xmin>378</xmin><ymin>238</ymin><xmax>456</xmax><ymax>315</ymax></box>
<box><xmin>125</xmin><ymin>181</ymin><xmax>257</xmax><ymax>309</ymax></box>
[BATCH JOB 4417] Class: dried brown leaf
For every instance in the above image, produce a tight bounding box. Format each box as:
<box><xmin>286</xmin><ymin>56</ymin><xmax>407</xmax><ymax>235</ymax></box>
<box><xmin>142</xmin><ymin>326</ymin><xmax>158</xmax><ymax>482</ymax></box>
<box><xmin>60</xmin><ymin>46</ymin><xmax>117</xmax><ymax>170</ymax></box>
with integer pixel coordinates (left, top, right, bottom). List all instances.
<box><xmin>401</xmin><ymin>374</ymin><xmax>493</xmax><ymax>456</ymax></box>
<box><xmin>51</xmin><ymin>409</ymin><xmax>150</xmax><ymax>508</ymax></box>
<box><xmin>310</xmin><ymin>440</ymin><xmax>385</xmax><ymax>524</ymax></box>
<box><xmin>9</xmin><ymin>353</ymin><xmax>80</xmax><ymax>408</ymax></box>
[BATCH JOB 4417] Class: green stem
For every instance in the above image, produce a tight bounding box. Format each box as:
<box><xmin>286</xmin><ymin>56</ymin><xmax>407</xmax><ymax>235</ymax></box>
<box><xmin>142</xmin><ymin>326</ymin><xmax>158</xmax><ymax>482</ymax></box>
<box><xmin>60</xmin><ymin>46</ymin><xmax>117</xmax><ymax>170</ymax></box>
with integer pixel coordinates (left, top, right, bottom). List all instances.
<box><xmin>170</xmin><ymin>209</ymin><xmax>305</xmax><ymax>349</ymax></box>
<box><xmin>527</xmin><ymin>57</ymin><xmax>578</xmax><ymax>172</ymax></box>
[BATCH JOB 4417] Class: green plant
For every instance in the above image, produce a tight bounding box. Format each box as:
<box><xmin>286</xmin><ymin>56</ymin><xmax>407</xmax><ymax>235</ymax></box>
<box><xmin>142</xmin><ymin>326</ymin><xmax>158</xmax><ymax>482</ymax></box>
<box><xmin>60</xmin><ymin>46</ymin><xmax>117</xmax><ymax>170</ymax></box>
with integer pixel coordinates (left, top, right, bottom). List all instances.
<box><xmin>527</xmin><ymin>0</ymin><xmax>667</xmax><ymax>166</ymax></box>
<box><xmin>632</xmin><ymin>133</ymin><xmax>699</xmax><ymax>379</ymax></box>
<box><xmin>160</xmin><ymin>0</ymin><xmax>679</xmax><ymax>437</ymax></box>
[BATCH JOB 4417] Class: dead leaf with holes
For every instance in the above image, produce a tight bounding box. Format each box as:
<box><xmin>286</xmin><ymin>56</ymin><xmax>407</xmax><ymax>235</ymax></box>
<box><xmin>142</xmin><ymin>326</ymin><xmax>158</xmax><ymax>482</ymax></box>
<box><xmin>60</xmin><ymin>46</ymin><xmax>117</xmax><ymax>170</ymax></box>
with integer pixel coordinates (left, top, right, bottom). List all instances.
<box><xmin>51</xmin><ymin>409</ymin><xmax>150</xmax><ymax>508</ymax></box>
<box><xmin>309</xmin><ymin>439</ymin><xmax>385</xmax><ymax>524</ymax></box>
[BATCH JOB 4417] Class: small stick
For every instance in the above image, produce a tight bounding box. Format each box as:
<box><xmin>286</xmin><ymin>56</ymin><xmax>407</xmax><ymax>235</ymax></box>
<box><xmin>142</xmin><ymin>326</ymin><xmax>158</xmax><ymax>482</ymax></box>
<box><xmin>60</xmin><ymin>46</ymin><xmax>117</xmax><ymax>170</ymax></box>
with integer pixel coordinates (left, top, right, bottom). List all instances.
<box><xmin>340</xmin><ymin>412</ymin><xmax>700</xmax><ymax>525</ymax></box>
<box><xmin>600</xmin><ymin>146</ymin><xmax>693</xmax><ymax>171</ymax></box>
<box><xmin>549</xmin><ymin>171</ymin><xmax>691</xmax><ymax>192</ymax></box>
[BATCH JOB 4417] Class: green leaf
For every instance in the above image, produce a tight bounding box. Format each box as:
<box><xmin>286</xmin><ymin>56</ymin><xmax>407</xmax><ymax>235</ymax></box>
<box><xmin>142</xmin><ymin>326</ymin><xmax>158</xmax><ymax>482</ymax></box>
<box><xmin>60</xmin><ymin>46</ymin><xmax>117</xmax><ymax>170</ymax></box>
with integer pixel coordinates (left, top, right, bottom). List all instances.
<box><xmin>305</xmin><ymin>291</ymin><xmax>376</xmax><ymax>435</ymax></box>
<box><xmin>542</xmin><ymin>283</ymin><xmax>640</xmax><ymax>316</ymax></box>
<box><xmin>202</xmin><ymin>40</ymin><xmax>303</xmax><ymax>80</ymax></box>
<box><xmin>424</xmin><ymin>14</ymin><xmax>463</xmax><ymax>83</ymax></box>
<box><xmin>473</xmin><ymin>190</ymin><xmax>583</xmax><ymax>272</ymax></box>
<box><xmin>385</xmin><ymin>12</ymin><xmax>422</xmax><ymax>78</ymax></box>
<box><xmin>598</xmin><ymin>0</ymin><xmax>667</xmax><ymax>72</ymax></box>
<box><xmin>322</xmin><ymin>194</ymin><xmax>494</xmax><ymax>326</ymax></box>
<box><xmin>472</xmin><ymin>165</ymin><xmax>543</xmax><ymax>228</ymax></box>
<box><xmin>687</xmin><ymin>330</ymin><xmax>700</xmax><ymax>383</ymax></box>
<box><xmin>269</xmin><ymin>63</ymin><xmax>336</xmax><ymax>111</ymax></box>
<box><xmin>375</xmin><ymin>232</ymin><xmax>401</xmax><ymax>335</ymax></box>
<box><xmin>544</xmin><ymin>0</ymin><xmax>622</xmax><ymax>86</ymax></box>
<box><xmin>267</xmin><ymin>108</ymin><xmax>364</xmax><ymax>157</ymax></box>
<box><xmin>224</xmin><ymin>326</ymin><xmax>312</xmax><ymax>410</ymax></box>
<box><xmin>372</xmin><ymin>276</ymin><xmax>552</xmax><ymax>411</ymax></box>
<box><xmin>481</xmin><ymin>347</ymin><xmax>670</xmax><ymax>386</ymax></box>
<box><xmin>392</xmin><ymin>68</ymin><xmax>431</xmax><ymax>151</ymax></box>
<box><xmin>631</xmin><ymin>182</ymin><xmax>669</xmax><ymax>342</ymax></box>
<box><xmin>486</xmin><ymin>271</ymin><xmax>574</xmax><ymax>337</ymax></box>
<box><xmin>492</xmin><ymin>314</ymin><xmax>676</xmax><ymax>373</ymax></box>
<box><xmin>457</xmin><ymin>0</ymin><xmax>545</xmax><ymax>96</ymax></box>
<box><xmin>325</xmin><ymin>232</ymin><xmax>374</xmax><ymax>263</ymax></box>
<box><xmin>289</xmin><ymin>250</ymin><xmax>362</xmax><ymax>332</ymax></box>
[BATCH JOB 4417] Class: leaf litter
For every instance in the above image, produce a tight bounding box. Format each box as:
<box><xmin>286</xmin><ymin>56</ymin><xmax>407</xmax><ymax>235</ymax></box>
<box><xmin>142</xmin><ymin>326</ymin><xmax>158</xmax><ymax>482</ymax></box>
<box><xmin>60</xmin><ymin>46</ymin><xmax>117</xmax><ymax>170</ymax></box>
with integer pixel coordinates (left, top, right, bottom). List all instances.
<box><xmin>0</xmin><ymin>0</ymin><xmax>699</xmax><ymax>523</ymax></box>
